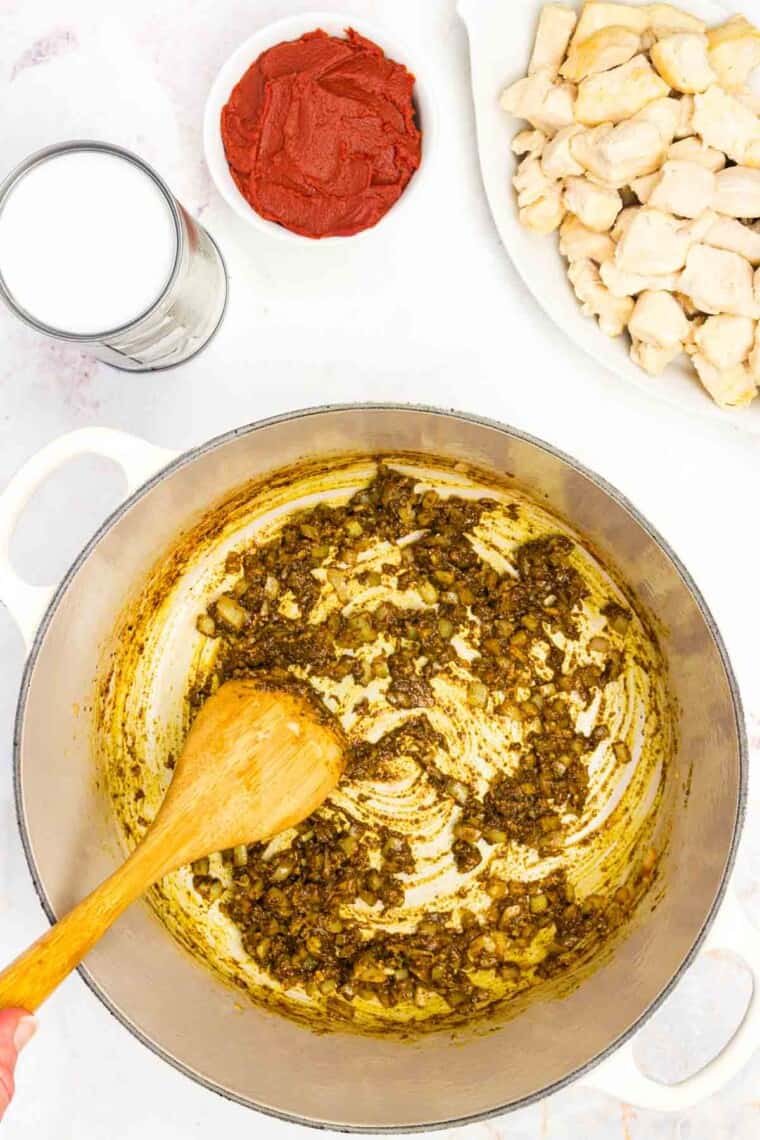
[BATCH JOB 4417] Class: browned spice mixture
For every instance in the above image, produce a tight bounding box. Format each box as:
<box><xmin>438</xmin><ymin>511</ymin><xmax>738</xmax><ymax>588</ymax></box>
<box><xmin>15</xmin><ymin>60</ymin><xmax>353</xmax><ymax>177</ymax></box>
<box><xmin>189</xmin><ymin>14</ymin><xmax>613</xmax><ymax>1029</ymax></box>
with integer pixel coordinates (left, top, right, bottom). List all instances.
<box><xmin>190</xmin><ymin>465</ymin><xmax>654</xmax><ymax>1024</ymax></box>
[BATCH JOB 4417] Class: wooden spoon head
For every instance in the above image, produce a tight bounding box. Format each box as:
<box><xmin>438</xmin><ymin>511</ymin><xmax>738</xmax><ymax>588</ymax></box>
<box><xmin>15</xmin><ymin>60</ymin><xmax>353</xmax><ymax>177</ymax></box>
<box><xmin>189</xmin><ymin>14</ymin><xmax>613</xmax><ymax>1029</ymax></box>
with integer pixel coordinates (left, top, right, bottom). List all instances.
<box><xmin>0</xmin><ymin>682</ymin><xmax>344</xmax><ymax>1014</ymax></box>
<box><xmin>159</xmin><ymin>680</ymin><xmax>345</xmax><ymax>869</ymax></box>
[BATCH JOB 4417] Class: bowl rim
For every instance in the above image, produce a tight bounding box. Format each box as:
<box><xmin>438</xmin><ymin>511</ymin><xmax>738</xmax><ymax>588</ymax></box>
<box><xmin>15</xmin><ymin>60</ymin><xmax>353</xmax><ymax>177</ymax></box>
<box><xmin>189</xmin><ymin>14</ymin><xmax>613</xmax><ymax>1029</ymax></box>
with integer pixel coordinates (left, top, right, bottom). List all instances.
<box><xmin>13</xmin><ymin>402</ymin><xmax>748</xmax><ymax>1132</ymax></box>
<box><xmin>202</xmin><ymin>11</ymin><xmax>438</xmax><ymax>245</ymax></box>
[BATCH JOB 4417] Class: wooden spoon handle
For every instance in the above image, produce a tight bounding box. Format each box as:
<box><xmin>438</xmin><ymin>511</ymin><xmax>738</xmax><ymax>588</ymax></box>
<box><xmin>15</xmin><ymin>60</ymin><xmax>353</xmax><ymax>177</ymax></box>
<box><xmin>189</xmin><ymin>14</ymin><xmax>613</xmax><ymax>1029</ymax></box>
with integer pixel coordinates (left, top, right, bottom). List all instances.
<box><xmin>0</xmin><ymin>833</ymin><xmax>173</xmax><ymax>1012</ymax></box>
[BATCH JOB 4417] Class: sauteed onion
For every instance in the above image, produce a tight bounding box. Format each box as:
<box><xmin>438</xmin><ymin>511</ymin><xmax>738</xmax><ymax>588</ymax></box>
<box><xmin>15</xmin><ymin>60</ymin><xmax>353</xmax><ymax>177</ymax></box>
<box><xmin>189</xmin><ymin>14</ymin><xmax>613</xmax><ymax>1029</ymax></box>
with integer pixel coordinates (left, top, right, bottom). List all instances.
<box><xmin>100</xmin><ymin>456</ymin><xmax>674</xmax><ymax>1034</ymax></box>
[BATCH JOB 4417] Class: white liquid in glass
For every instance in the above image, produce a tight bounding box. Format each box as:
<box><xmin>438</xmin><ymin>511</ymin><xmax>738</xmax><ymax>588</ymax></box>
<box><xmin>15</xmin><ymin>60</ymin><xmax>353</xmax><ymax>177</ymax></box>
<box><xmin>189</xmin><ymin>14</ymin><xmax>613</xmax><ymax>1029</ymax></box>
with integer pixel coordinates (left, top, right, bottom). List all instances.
<box><xmin>0</xmin><ymin>150</ymin><xmax>177</xmax><ymax>335</ymax></box>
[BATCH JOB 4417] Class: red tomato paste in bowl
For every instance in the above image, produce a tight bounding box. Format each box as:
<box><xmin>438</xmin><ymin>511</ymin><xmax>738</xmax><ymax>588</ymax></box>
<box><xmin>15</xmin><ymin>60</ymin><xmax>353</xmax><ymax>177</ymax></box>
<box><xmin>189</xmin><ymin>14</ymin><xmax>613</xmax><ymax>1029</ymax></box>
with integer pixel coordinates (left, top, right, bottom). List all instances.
<box><xmin>220</xmin><ymin>29</ymin><xmax>422</xmax><ymax>239</ymax></box>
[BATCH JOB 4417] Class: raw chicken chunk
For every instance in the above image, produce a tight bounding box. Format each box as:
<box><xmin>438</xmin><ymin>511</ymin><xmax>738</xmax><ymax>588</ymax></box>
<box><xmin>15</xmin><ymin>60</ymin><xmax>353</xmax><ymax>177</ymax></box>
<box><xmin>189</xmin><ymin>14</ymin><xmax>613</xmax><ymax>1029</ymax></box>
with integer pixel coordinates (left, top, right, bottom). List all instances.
<box><xmin>600</xmin><ymin>261</ymin><xmax>682</xmax><ymax>296</ymax></box>
<box><xmin>561</xmin><ymin>26</ymin><xmax>641</xmax><ymax>81</ymax></box>
<box><xmin>631</xmin><ymin>338</ymin><xmax>683</xmax><ymax>374</ymax></box>
<box><xmin>563</xmin><ymin>176</ymin><xmax>623</xmax><ymax>231</ymax></box>
<box><xmin>692</xmin><ymin>85</ymin><xmax>760</xmax><ymax>166</ymax></box>
<box><xmin>501</xmin><ymin>69</ymin><xmax>577</xmax><ymax>136</ymax></box>
<box><xmin>647</xmin><ymin>160</ymin><xmax>715</xmax><ymax>217</ymax></box>
<box><xmin>703</xmin><ymin>215</ymin><xmax>760</xmax><ymax>265</ymax></box>
<box><xmin>530</xmin><ymin>5</ymin><xmax>579</xmax><ymax>77</ymax></box>
<box><xmin>692</xmin><ymin>354</ymin><xmax>757</xmax><ymax>406</ymax></box>
<box><xmin>615</xmin><ymin>207</ymin><xmax>692</xmax><ymax>274</ymax></box>
<box><xmin>568</xmin><ymin>258</ymin><xmax>634</xmax><ymax>335</ymax></box>
<box><xmin>693</xmin><ymin>313</ymin><xmax>755</xmax><ymax>368</ymax></box>
<box><xmin>678</xmin><ymin>244</ymin><xmax>759</xmax><ymax>317</ymax></box>
<box><xmin>571</xmin><ymin>120</ymin><xmax>665</xmax><ymax>186</ymax></box>
<box><xmin>712</xmin><ymin>167</ymin><xmax>760</xmax><ymax>218</ymax></box>
<box><xmin>575</xmin><ymin>55</ymin><xmax>670</xmax><ymax>126</ymax></box>
<box><xmin>542</xmin><ymin>125</ymin><xmax>586</xmax><ymax>178</ymax></box>
<box><xmin>707</xmin><ymin>17</ymin><xmax>760</xmax><ymax>91</ymax></box>
<box><xmin>666</xmin><ymin>136</ymin><xmax>725</xmax><ymax>171</ymax></box>
<box><xmin>651</xmin><ymin>33</ymin><xmax>716</xmax><ymax>93</ymax></box>
<box><xmin>559</xmin><ymin>214</ymin><xmax>617</xmax><ymax>262</ymax></box>
<box><xmin>628</xmin><ymin>289</ymin><xmax>690</xmax><ymax>346</ymax></box>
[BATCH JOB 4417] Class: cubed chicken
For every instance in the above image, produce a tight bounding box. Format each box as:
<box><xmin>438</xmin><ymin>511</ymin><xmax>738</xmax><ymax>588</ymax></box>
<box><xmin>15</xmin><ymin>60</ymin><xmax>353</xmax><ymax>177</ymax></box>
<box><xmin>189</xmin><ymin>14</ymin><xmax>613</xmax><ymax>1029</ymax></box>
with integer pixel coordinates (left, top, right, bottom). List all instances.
<box><xmin>692</xmin><ymin>85</ymin><xmax>760</xmax><ymax>166</ymax></box>
<box><xmin>704</xmin><ymin>215</ymin><xmax>760</xmax><ymax>265</ymax></box>
<box><xmin>563</xmin><ymin>176</ymin><xmax>623</xmax><ymax>231</ymax></box>
<box><xmin>678</xmin><ymin>243</ymin><xmax>759</xmax><ymax>317</ymax></box>
<box><xmin>694</xmin><ymin>314</ymin><xmax>756</xmax><ymax>369</ymax></box>
<box><xmin>650</xmin><ymin>33</ymin><xmax>716</xmax><ymax>93</ymax></box>
<box><xmin>647</xmin><ymin>160</ymin><xmax>716</xmax><ymax>217</ymax></box>
<box><xmin>680</xmin><ymin>210</ymin><xmax>717</xmax><ymax>244</ymax></box>
<box><xmin>600</xmin><ymin>260</ymin><xmax>682</xmax><ymax>296</ymax></box>
<box><xmin>559</xmin><ymin>214</ymin><xmax>616</xmax><ymax>262</ymax></box>
<box><xmin>628</xmin><ymin>289</ymin><xmax>690</xmax><ymax>347</ymax></box>
<box><xmin>646</xmin><ymin>3</ymin><xmax>706</xmax><ymax>39</ymax></box>
<box><xmin>667</xmin><ymin>136</ymin><xmax>726</xmax><ymax>171</ymax></box>
<box><xmin>691</xmin><ymin>354</ymin><xmax>757</xmax><ymax>407</ymax></box>
<box><xmin>541</xmin><ymin>125</ymin><xmax>586</xmax><ymax>178</ymax></box>
<box><xmin>568</xmin><ymin>258</ymin><xmax>635</xmax><ymax>336</ymax></box>
<box><xmin>634</xmin><ymin>96</ymin><xmax>683</xmax><ymax>144</ymax></box>
<box><xmin>561</xmin><ymin>26</ymin><xmax>641</xmax><ymax>82</ymax></box>
<box><xmin>529</xmin><ymin>5</ymin><xmax>578</xmax><ymax>77</ymax></box>
<box><xmin>570</xmin><ymin>3</ymin><xmax>703</xmax><ymax>49</ymax></box>
<box><xmin>707</xmin><ymin>16</ymin><xmax>760</xmax><ymax>91</ymax></box>
<box><xmin>570</xmin><ymin>2</ymin><xmax>649</xmax><ymax>46</ymax></box>
<box><xmin>630</xmin><ymin>338</ymin><xmax>682</xmax><ymax>374</ymax></box>
<box><xmin>512</xmin><ymin>129</ymin><xmax>548</xmax><ymax>159</ymax></box>
<box><xmin>501</xmin><ymin>69</ymin><xmax>577</xmax><ymax>136</ymax></box>
<box><xmin>519</xmin><ymin>184</ymin><xmax>567</xmax><ymax>233</ymax></box>
<box><xmin>575</xmin><ymin>55</ymin><xmax>670</xmax><ymax>126</ymax></box>
<box><xmin>712</xmin><ymin>166</ymin><xmax>760</xmax><ymax>218</ymax></box>
<box><xmin>615</xmin><ymin>207</ymin><xmax>692</xmax><ymax>275</ymax></box>
<box><xmin>571</xmin><ymin>120</ymin><xmax>665</xmax><ymax>186</ymax></box>
<box><xmin>520</xmin><ymin>185</ymin><xmax>567</xmax><ymax>233</ymax></box>
<box><xmin>513</xmin><ymin>156</ymin><xmax>554</xmax><ymax>207</ymax></box>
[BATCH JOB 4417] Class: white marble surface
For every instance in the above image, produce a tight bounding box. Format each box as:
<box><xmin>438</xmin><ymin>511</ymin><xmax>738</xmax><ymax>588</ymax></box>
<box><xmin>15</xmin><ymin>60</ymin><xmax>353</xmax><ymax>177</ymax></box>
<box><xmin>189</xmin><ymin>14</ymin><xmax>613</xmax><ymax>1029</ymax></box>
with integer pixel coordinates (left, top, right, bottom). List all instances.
<box><xmin>0</xmin><ymin>0</ymin><xmax>759</xmax><ymax>1136</ymax></box>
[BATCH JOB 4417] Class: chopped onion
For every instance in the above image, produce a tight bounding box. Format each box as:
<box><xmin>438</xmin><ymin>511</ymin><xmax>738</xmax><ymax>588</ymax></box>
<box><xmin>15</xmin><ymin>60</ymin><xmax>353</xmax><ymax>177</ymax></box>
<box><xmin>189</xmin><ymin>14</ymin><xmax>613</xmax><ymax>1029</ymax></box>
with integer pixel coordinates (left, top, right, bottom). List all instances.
<box><xmin>446</xmin><ymin>778</ymin><xmax>470</xmax><ymax>805</ymax></box>
<box><xmin>467</xmin><ymin>681</ymin><xmax>488</xmax><ymax>708</ymax></box>
<box><xmin>418</xmin><ymin>580</ymin><xmax>438</xmax><ymax>605</ymax></box>
<box><xmin>196</xmin><ymin>614</ymin><xmax>216</xmax><ymax>638</ymax></box>
<box><xmin>216</xmin><ymin>594</ymin><xmax>248</xmax><ymax>630</ymax></box>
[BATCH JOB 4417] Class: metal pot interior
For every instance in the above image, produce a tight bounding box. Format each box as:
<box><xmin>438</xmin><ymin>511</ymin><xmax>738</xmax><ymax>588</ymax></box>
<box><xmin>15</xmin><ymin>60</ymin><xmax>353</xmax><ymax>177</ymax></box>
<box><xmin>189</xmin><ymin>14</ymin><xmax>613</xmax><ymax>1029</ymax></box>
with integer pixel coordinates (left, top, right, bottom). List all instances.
<box><xmin>15</xmin><ymin>407</ymin><xmax>744</xmax><ymax>1130</ymax></box>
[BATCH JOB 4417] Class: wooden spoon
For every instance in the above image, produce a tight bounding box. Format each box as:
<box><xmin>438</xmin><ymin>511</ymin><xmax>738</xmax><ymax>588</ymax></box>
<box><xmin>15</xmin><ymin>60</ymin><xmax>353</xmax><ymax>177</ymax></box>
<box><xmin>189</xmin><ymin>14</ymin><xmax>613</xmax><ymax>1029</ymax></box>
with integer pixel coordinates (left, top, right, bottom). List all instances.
<box><xmin>0</xmin><ymin>680</ymin><xmax>344</xmax><ymax>1012</ymax></box>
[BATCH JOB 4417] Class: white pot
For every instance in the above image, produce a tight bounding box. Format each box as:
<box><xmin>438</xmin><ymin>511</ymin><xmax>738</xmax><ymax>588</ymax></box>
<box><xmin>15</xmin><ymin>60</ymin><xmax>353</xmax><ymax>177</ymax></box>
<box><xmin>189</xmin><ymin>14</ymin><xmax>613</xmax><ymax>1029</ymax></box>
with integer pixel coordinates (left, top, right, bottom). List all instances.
<box><xmin>1</xmin><ymin>406</ymin><xmax>756</xmax><ymax>1129</ymax></box>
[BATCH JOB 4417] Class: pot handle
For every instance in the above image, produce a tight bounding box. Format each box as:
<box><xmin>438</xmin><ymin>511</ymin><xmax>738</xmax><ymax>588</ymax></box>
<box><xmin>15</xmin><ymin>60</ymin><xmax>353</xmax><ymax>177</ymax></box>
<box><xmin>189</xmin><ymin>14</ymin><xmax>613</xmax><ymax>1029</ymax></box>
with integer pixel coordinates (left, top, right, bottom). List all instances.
<box><xmin>0</xmin><ymin>428</ymin><xmax>177</xmax><ymax>649</ymax></box>
<box><xmin>582</xmin><ymin>888</ymin><xmax>760</xmax><ymax>1111</ymax></box>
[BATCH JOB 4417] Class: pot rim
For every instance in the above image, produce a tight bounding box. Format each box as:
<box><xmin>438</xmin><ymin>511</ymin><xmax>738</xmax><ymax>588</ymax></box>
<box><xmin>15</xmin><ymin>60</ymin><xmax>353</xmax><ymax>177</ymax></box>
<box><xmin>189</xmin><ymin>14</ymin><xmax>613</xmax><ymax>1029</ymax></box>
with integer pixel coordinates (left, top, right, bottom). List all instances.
<box><xmin>12</xmin><ymin>402</ymin><xmax>748</xmax><ymax>1132</ymax></box>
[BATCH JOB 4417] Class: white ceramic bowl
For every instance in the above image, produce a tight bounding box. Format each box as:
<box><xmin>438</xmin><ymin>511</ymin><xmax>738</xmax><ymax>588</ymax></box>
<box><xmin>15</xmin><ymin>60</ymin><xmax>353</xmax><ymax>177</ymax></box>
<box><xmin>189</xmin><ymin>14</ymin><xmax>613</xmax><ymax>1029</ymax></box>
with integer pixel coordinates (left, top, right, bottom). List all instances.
<box><xmin>203</xmin><ymin>11</ymin><xmax>436</xmax><ymax>246</ymax></box>
<box><xmin>458</xmin><ymin>0</ymin><xmax>760</xmax><ymax>434</ymax></box>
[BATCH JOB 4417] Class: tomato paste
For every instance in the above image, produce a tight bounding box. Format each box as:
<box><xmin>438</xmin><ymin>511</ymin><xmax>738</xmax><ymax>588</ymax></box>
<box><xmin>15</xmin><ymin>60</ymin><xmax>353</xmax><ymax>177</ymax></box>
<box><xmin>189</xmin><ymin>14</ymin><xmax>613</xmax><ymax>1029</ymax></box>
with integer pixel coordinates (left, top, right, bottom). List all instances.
<box><xmin>220</xmin><ymin>29</ymin><xmax>422</xmax><ymax>238</ymax></box>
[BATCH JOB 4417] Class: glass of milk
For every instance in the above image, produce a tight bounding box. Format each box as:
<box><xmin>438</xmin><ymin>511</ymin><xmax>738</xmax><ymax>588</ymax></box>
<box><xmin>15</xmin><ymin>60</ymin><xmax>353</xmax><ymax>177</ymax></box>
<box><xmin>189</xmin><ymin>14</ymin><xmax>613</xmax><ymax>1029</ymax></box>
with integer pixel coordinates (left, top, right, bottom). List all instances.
<box><xmin>0</xmin><ymin>141</ymin><xmax>227</xmax><ymax>370</ymax></box>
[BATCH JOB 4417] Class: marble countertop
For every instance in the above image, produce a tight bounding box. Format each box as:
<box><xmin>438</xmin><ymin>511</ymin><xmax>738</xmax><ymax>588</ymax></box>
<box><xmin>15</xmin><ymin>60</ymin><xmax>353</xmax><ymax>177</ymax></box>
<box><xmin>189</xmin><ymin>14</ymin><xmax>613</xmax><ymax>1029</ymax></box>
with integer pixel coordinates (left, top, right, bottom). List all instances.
<box><xmin>0</xmin><ymin>1</ymin><xmax>758</xmax><ymax>1136</ymax></box>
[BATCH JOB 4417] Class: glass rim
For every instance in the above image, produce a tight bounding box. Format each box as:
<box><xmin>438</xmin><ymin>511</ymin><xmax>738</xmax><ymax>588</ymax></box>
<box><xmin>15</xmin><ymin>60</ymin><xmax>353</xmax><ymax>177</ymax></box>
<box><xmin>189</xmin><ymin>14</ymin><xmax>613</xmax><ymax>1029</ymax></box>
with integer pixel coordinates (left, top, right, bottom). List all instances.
<box><xmin>0</xmin><ymin>140</ymin><xmax>184</xmax><ymax>342</ymax></box>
